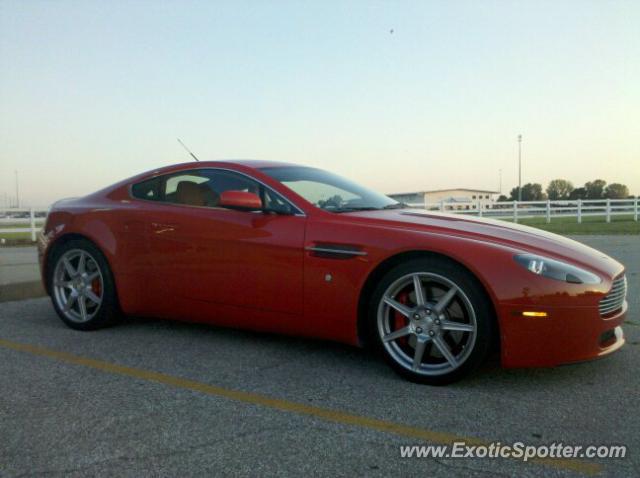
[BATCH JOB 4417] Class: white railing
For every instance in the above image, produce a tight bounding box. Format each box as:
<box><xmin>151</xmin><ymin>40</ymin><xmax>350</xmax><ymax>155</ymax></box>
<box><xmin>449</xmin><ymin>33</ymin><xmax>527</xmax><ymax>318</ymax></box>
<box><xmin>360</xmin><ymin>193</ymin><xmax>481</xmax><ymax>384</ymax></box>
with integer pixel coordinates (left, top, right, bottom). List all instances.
<box><xmin>411</xmin><ymin>198</ymin><xmax>639</xmax><ymax>223</ymax></box>
<box><xmin>1</xmin><ymin>199</ymin><xmax>638</xmax><ymax>243</ymax></box>
<box><xmin>0</xmin><ymin>208</ymin><xmax>48</xmax><ymax>242</ymax></box>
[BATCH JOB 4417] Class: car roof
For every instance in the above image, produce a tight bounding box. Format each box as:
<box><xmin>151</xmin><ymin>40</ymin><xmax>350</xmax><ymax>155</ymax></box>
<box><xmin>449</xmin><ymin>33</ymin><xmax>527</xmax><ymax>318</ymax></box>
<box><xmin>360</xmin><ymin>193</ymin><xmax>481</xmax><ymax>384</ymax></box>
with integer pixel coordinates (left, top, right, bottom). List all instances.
<box><xmin>167</xmin><ymin>159</ymin><xmax>299</xmax><ymax>170</ymax></box>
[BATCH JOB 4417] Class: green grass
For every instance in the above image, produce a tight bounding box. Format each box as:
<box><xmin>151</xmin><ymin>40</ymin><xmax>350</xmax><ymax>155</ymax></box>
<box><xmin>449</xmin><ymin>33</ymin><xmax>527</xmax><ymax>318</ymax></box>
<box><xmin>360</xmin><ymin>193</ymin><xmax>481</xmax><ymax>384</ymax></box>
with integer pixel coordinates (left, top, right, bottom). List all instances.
<box><xmin>0</xmin><ymin>231</ymin><xmax>37</xmax><ymax>246</ymax></box>
<box><xmin>0</xmin><ymin>231</ymin><xmax>33</xmax><ymax>239</ymax></box>
<box><xmin>0</xmin><ymin>221</ymin><xmax>45</xmax><ymax>227</ymax></box>
<box><xmin>500</xmin><ymin>214</ymin><xmax>639</xmax><ymax>235</ymax></box>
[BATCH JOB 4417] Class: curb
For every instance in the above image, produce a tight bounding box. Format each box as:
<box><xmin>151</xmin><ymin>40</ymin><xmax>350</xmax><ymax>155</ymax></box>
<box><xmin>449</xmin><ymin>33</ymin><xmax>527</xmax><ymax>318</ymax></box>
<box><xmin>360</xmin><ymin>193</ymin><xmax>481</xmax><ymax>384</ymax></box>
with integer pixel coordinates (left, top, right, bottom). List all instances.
<box><xmin>0</xmin><ymin>281</ymin><xmax>47</xmax><ymax>303</ymax></box>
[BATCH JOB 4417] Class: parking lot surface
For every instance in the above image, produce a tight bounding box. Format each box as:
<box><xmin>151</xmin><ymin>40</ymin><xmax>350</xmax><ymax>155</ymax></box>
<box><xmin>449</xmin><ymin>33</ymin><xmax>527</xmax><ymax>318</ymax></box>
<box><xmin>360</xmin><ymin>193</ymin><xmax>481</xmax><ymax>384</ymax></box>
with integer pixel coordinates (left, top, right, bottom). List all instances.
<box><xmin>0</xmin><ymin>247</ymin><xmax>39</xmax><ymax>286</ymax></box>
<box><xmin>0</xmin><ymin>235</ymin><xmax>638</xmax><ymax>477</ymax></box>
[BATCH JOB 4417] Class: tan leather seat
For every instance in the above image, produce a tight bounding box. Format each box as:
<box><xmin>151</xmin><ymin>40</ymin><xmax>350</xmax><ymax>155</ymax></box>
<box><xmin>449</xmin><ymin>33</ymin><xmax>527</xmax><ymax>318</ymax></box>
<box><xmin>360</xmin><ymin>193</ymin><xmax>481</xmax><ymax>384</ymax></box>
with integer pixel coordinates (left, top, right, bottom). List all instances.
<box><xmin>176</xmin><ymin>181</ymin><xmax>206</xmax><ymax>206</ymax></box>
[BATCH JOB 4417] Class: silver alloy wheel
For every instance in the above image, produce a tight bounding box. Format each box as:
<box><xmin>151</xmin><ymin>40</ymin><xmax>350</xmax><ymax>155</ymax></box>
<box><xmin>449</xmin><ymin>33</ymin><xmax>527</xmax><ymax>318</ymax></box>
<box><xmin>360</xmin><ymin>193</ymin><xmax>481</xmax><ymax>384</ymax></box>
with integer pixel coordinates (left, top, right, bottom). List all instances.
<box><xmin>52</xmin><ymin>249</ymin><xmax>104</xmax><ymax>323</ymax></box>
<box><xmin>377</xmin><ymin>272</ymin><xmax>477</xmax><ymax>376</ymax></box>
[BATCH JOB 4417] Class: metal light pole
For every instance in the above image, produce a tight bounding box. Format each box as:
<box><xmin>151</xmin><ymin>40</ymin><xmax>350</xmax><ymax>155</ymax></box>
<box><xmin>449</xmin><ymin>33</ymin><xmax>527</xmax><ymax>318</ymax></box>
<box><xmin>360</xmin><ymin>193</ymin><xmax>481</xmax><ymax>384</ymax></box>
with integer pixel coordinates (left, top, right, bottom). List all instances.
<box><xmin>15</xmin><ymin>170</ymin><xmax>20</xmax><ymax>208</ymax></box>
<box><xmin>499</xmin><ymin>169</ymin><xmax>502</xmax><ymax>194</ymax></box>
<box><xmin>517</xmin><ymin>135</ymin><xmax>522</xmax><ymax>202</ymax></box>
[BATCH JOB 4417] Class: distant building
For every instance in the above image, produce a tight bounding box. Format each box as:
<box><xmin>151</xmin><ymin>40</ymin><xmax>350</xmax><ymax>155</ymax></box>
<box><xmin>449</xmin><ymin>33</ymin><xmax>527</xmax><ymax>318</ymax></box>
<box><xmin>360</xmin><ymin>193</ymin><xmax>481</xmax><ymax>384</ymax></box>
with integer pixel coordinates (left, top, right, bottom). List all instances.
<box><xmin>388</xmin><ymin>189</ymin><xmax>500</xmax><ymax>210</ymax></box>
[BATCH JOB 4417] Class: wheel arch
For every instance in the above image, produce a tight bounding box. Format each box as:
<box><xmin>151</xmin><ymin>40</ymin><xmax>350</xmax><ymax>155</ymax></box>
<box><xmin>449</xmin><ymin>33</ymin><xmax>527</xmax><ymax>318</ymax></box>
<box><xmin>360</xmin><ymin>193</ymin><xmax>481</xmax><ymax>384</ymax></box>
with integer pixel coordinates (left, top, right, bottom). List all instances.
<box><xmin>44</xmin><ymin>233</ymin><xmax>114</xmax><ymax>295</ymax></box>
<box><xmin>356</xmin><ymin>250</ymin><xmax>501</xmax><ymax>351</ymax></box>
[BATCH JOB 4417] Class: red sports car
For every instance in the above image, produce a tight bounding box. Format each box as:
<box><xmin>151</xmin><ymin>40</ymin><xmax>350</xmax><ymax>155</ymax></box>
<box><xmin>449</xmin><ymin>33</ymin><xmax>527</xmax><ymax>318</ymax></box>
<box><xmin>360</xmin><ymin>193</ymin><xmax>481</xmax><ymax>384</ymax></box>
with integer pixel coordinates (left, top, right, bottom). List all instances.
<box><xmin>38</xmin><ymin>161</ymin><xmax>627</xmax><ymax>384</ymax></box>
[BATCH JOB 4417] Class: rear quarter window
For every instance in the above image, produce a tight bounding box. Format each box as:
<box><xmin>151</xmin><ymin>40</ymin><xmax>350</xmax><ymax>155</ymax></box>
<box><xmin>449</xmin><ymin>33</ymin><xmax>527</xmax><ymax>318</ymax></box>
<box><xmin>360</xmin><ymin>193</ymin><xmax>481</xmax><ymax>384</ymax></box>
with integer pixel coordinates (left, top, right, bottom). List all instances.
<box><xmin>131</xmin><ymin>177</ymin><xmax>162</xmax><ymax>201</ymax></box>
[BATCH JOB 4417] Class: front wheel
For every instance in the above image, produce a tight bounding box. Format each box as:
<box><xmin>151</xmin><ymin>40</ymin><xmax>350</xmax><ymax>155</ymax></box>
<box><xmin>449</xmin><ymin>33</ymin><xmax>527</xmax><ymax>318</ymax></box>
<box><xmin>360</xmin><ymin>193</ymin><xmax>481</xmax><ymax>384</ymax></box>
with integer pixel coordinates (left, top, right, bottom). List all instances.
<box><xmin>48</xmin><ymin>239</ymin><xmax>121</xmax><ymax>330</ymax></box>
<box><xmin>369</xmin><ymin>258</ymin><xmax>495</xmax><ymax>385</ymax></box>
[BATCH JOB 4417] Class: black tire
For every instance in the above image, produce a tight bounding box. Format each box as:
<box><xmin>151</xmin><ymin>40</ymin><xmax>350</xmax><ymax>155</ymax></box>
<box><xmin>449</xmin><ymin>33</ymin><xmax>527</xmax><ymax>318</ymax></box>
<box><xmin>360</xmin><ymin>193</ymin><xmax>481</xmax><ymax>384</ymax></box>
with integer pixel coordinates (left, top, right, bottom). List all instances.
<box><xmin>47</xmin><ymin>238</ymin><xmax>122</xmax><ymax>330</ymax></box>
<box><xmin>367</xmin><ymin>257</ymin><xmax>495</xmax><ymax>385</ymax></box>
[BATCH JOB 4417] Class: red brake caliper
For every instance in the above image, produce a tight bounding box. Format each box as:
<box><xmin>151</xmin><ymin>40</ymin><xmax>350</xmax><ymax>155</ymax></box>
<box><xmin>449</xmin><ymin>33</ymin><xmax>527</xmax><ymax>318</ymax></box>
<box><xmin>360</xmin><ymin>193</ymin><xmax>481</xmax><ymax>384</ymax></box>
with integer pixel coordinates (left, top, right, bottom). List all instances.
<box><xmin>91</xmin><ymin>277</ymin><xmax>102</xmax><ymax>298</ymax></box>
<box><xmin>393</xmin><ymin>291</ymin><xmax>410</xmax><ymax>347</ymax></box>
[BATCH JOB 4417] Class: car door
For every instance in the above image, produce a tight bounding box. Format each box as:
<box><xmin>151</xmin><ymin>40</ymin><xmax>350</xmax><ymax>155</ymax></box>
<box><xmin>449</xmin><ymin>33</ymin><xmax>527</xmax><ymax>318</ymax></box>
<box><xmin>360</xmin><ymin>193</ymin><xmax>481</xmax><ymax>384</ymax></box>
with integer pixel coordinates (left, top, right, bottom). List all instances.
<box><xmin>142</xmin><ymin>168</ymin><xmax>306</xmax><ymax>318</ymax></box>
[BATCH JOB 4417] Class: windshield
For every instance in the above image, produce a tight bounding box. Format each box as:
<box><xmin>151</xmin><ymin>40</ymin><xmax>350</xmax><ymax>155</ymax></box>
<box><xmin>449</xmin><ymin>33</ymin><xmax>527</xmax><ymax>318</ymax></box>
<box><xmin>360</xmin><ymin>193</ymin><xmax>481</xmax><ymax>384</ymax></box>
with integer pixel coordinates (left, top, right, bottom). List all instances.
<box><xmin>261</xmin><ymin>166</ymin><xmax>403</xmax><ymax>212</ymax></box>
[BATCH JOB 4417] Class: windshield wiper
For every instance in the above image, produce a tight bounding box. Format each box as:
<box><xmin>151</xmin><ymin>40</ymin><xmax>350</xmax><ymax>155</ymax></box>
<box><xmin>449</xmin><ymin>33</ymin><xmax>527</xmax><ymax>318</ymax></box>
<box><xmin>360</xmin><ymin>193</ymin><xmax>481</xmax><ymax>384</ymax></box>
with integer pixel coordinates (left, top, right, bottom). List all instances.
<box><xmin>331</xmin><ymin>203</ymin><xmax>408</xmax><ymax>213</ymax></box>
<box><xmin>331</xmin><ymin>206</ymin><xmax>381</xmax><ymax>213</ymax></box>
<box><xmin>382</xmin><ymin>202</ymin><xmax>408</xmax><ymax>210</ymax></box>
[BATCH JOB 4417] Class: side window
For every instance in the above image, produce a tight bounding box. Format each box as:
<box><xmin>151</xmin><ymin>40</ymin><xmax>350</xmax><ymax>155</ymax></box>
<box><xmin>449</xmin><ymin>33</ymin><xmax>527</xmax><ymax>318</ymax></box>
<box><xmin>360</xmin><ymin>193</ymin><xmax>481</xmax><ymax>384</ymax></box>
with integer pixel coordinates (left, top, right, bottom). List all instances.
<box><xmin>263</xmin><ymin>187</ymin><xmax>295</xmax><ymax>215</ymax></box>
<box><xmin>164</xmin><ymin>173</ymin><xmax>211</xmax><ymax>206</ymax></box>
<box><xmin>133</xmin><ymin>168</ymin><xmax>295</xmax><ymax>213</ymax></box>
<box><xmin>176</xmin><ymin>169</ymin><xmax>259</xmax><ymax>208</ymax></box>
<box><xmin>131</xmin><ymin>177</ymin><xmax>162</xmax><ymax>201</ymax></box>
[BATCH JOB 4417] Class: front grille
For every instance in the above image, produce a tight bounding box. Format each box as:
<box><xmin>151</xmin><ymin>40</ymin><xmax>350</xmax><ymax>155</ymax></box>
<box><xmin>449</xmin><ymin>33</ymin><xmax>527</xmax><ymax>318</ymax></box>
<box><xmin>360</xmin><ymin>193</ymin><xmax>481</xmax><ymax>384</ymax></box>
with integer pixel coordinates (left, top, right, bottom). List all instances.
<box><xmin>599</xmin><ymin>275</ymin><xmax>627</xmax><ymax>317</ymax></box>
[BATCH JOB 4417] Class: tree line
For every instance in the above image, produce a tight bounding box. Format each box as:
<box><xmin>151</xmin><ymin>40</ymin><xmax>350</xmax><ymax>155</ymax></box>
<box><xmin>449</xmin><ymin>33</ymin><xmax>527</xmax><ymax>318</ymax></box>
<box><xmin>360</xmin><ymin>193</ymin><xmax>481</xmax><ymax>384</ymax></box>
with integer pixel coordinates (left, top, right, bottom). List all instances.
<box><xmin>497</xmin><ymin>179</ymin><xmax>633</xmax><ymax>202</ymax></box>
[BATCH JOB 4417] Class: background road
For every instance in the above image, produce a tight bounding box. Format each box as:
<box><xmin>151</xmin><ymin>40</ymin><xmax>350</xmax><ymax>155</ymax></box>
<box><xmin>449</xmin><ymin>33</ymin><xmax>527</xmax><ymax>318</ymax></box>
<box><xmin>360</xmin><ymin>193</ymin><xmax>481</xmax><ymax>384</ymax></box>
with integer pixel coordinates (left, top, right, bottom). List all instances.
<box><xmin>0</xmin><ymin>235</ymin><xmax>638</xmax><ymax>477</ymax></box>
<box><xmin>0</xmin><ymin>247</ymin><xmax>39</xmax><ymax>286</ymax></box>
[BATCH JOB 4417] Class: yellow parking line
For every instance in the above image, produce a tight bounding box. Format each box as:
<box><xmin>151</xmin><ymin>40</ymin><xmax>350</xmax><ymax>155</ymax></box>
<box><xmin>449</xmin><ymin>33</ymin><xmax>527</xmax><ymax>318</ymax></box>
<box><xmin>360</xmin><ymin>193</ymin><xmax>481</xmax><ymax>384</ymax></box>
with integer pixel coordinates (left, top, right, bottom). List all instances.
<box><xmin>0</xmin><ymin>338</ymin><xmax>600</xmax><ymax>475</ymax></box>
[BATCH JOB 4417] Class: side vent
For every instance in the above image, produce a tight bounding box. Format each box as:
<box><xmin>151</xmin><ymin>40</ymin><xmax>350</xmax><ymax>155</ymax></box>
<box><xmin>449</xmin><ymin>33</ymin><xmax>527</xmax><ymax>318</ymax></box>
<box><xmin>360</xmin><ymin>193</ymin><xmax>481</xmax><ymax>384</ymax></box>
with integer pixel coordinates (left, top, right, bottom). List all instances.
<box><xmin>306</xmin><ymin>243</ymin><xmax>367</xmax><ymax>260</ymax></box>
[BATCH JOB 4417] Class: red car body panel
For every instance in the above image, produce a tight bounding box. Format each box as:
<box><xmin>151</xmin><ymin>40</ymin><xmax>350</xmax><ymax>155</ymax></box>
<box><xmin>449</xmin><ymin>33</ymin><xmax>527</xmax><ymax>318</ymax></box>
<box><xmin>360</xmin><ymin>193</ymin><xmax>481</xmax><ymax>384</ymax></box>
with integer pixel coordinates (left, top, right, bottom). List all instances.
<box><xmin>38</xmin><ymin>161</ymin><xmax>626</xmax><ymax>368</ymax></box>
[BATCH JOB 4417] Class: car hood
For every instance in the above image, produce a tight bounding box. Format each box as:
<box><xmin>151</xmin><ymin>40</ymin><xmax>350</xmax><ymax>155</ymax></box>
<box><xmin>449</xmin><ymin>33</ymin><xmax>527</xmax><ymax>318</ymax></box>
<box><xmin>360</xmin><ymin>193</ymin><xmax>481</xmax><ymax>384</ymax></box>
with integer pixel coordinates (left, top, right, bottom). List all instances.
<box><xmin>347</xmin><ymin>209</ymin><xmax>624</xmax><ymax>278</ymax></box>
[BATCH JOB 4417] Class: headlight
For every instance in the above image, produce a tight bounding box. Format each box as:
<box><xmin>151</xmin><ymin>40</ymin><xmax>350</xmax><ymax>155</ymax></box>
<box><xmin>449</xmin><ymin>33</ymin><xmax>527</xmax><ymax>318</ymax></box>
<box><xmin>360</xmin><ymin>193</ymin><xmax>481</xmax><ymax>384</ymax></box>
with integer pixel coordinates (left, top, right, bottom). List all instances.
<box><xmin>514</xmin><ymin>254</ymin><xmax>601</xmax><ymax>284</ymax></box>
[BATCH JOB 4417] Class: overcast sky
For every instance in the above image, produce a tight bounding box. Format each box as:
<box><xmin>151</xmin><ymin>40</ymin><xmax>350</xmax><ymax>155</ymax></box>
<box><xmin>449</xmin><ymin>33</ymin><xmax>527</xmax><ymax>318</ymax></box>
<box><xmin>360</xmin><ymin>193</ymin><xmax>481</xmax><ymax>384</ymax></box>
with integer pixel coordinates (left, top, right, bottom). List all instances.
<box><xmin>1</xmin><ymin>0</ymin><xmax>638</xmax><ymax>207</ymax></box>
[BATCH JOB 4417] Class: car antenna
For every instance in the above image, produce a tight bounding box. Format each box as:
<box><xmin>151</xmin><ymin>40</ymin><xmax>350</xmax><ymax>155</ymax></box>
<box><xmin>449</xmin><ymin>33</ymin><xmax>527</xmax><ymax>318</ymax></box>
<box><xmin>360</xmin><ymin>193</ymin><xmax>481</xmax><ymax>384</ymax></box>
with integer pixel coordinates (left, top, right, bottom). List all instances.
<box><xmin>177</xmin><ymin>138</ymin><xmax>200</xmax><ymax>162</ymax></box>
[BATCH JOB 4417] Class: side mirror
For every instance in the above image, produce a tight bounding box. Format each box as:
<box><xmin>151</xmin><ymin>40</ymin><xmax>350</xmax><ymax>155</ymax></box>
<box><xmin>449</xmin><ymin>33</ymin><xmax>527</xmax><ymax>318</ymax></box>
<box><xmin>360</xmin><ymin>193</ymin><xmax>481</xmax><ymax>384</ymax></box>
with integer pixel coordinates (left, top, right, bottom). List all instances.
<box><xmin>219</xmin><ymin>190</ymin><xmax>263</xmax><ymax>211</ymax></box>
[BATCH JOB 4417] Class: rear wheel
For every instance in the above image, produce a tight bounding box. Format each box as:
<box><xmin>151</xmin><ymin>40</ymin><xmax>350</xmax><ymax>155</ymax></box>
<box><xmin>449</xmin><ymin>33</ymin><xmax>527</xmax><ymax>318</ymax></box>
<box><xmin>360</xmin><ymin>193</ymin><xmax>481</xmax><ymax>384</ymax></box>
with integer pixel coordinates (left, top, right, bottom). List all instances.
<box><xmin>48</xmin><ymin>239</ymin><xmax>121</xmax><ymax>330</ymax></box>
<box><xmin>369</xmin><ymin>258</ymin><xmax>494</xmax><ymax>384</ymax></box>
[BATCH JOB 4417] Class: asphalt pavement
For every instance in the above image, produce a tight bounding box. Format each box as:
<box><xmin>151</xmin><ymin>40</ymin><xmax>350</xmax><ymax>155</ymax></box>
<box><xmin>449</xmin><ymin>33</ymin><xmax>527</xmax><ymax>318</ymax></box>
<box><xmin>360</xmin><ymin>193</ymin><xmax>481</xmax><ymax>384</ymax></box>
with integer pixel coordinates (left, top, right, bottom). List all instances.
<box><xmin>0</xmin><ymin>246</ymin><xmax>39</xmax><ymax>286</ymax></box>
<box><xmin>0</xmin><ymin>235</ymin><xmax>638</xmax><ymax>477</ymax></box>
<box><xmin>0</xmin><ymin>246</ymin><xmax>43</xmax><ymax>302</ymax></box>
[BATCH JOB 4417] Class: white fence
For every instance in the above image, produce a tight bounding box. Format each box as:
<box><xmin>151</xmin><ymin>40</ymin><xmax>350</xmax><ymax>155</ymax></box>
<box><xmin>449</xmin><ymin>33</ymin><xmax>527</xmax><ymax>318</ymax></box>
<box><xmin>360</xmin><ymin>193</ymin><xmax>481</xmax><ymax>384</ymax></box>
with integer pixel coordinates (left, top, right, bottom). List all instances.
<box><xmin>409</xmin><ymin>198</ymin><xmax>639</xmax><ymax>223</ymax></box>
<box><xmin>0</xmin><ymin>199</ymin><xmax>638</xmax><ymax>243</ymax></box>
<box><xmin>0</xmin><ymin>208</ymin><xmax>48</xmax><ymax>242</ymax></box>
